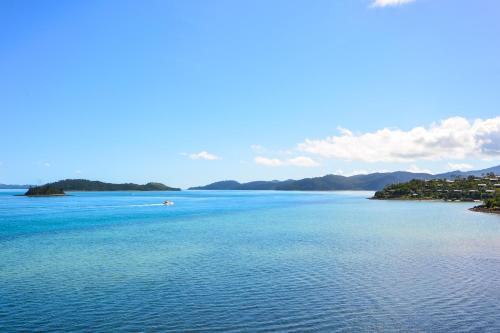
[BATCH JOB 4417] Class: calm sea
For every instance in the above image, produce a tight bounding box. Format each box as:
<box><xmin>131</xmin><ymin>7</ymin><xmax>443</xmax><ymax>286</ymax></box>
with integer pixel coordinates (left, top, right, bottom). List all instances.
<box><xmin>1</xmin><ymin>190</ymin><xmax>500</xmax><ymax>332</ymax></box>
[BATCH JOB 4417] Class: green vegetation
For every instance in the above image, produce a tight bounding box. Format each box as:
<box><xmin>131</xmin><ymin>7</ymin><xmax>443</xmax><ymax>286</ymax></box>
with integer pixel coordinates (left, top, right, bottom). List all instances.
<box><xmin>484</xmin><ymin>195</ymin><xmax>500</xmax><ymax>209</ymax></box>
<box><xmin>373</xmin><ymin>174</ymin><xmax>500</xmax><ymax>202</ymax></box>
<box><xmin>190</xmin><ymin>172</ymin><xmax>434</xmax><ymax>191</ymax></box>
<box><xmin>43</xmin><ymin>179</ymin><xmax>181</xmax><ymax>191</ymax></box>
<box><xmin>21</xmin><ymin>179</ymin><xmax>180</xmax><ymax>196</ymax></box>
<box><xmin>25</xmin><ymin>185</ymin><xmax>65</xmax><ymax>196</ymax></box>
<box><xmin>189</xmin><ymin>165</ymin><xmax>500</xmax><ymax>191</ymax></box>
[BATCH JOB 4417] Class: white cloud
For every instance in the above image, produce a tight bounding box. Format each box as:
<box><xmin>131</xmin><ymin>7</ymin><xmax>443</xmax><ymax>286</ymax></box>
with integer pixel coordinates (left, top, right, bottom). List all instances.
<box><xmin>254</xmin><ymin>156</ymin><xmax>284</xmax><ymax>167</ymax></box>
<box><xmin>43</xmin><ymin>162</ymin><xmax>51</xmax><ymax>167</ymax></box>
<box><xmin>336</xmin><ymin>169</ymin><xmax>368</xmax><ymax>176</ymax></box>
<box><xmin>75</xmin><ymin>170</ymin><xmax>82</xmax><ymax>174</ymax></box>
<box><xmin>250</xmin><ymin>144</ymin><xmax>264</xmax><ymax>152</ymax></box>
<box><xmin>254</xmin><ymin>156</ymin><xmax>320</xmax><ymax>168</ymax></box>
<box><xmin>447</xmin><ymin>162</ymin><xmax>473</xmax><ymax>171</ymax></box>
<box><xmin>188</xmin><ymin>151</ymin><xmax>220</xmax><ymax>161</ymax></box>
<box><xmin>371</xmin><ymin>0</ymin><xmax>416</xmax><ymax>8</ymax></box>
<box><xmin>335</xmin><ymin>168</ymin><xmax>390</xmax><ymax>176</ymax></box>
<box><xmin>288</xmin><ymin>156</ymin><xmax>320</xmax><ymax>167</ymax></box>
<box><xmin>298</xmin><ymin>117</ymin><xmax>500</xmax><ymax>163</ymax></box>
<box><xmin>406</xmin><ymin>165</ymin><xmax>432</xmax><ymax>174</ymax></box>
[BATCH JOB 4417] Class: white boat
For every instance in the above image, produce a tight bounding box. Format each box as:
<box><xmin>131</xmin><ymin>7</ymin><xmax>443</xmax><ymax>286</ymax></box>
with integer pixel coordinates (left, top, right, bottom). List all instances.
<box><xmin>164</xmin><ymin>200</ymin><xmax>174</xmax><ymax>206</ymax></box>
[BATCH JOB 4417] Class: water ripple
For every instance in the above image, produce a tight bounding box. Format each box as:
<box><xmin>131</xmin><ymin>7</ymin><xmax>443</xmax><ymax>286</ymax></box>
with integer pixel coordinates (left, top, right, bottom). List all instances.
<box><xmin>1</xmin><ymin>191</ymin><xmax>500</xmax><ymax>331</ymax></box>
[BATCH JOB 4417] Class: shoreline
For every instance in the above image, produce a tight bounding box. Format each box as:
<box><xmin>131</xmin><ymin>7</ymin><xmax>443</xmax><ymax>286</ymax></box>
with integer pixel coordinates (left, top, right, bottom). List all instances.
<box><xmin>372</xmin><ymin>197</ymin><xmax>500</xmax><ymax>216</ymax></box>
<box><xmin>370</xmin><ymin>197</ymin><xmax>445</xmax><ymax>202</ymax></box>
<box><xmin>15</xmin><ymin>194</ymin><xmax>68</xmax><ymax>197</ymax></box>
<box><xmin>469</xmin><ymin>206</ymin><xmax>500</xmax><ymax>215</ymax></box>
<box><xmin>370</xmin><ymin>197</ymin><xmax>479</xmax><ymax>203</ymax></box>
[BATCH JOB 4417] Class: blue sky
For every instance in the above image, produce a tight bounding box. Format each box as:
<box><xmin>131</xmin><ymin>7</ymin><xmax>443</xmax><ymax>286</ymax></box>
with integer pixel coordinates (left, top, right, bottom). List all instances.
<box><xmin>1</xmin><ymin>0</ymin><xmax>500</xmax><ymax>188</ymax></box>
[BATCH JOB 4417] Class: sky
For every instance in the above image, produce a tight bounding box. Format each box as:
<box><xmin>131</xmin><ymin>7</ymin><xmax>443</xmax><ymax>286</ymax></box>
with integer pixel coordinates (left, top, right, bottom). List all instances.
<box><xmin>1</xmin><ymin>0</ymin><xmax>500</xmax><ymax>188</ymax></box>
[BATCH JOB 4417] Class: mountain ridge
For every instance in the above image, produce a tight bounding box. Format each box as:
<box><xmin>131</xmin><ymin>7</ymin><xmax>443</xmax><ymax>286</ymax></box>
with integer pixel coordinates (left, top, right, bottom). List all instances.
<box><xmin>189</xmin><ymin>165</ymin><xmax>500</xmax><ymax>191</ymax></box>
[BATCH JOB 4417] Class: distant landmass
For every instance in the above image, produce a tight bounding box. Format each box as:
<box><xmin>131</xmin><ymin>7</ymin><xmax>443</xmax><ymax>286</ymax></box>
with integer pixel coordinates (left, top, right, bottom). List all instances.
<box><xmin>189</xmin><ymin>165</ymin><xmax>500</xmax><ymax>191</ymax></box>
<box><xmin>44</xmin><ymin>179</ymin><xmax>181</xmax><ymax>191</ymax></box>
<box><xmin>11</xmin><ymin>179</ymin><xmax>180</xmax><ymax>192</ymax></box>
<box><xmin>0</xmin><ymin>183</ymin><xmax>32</xmax><ymax>189</ymax></box>
<box><xmin>434</xmin><ymin>165</ymin><xmax>500</xmax><ymax>179</ymax></box>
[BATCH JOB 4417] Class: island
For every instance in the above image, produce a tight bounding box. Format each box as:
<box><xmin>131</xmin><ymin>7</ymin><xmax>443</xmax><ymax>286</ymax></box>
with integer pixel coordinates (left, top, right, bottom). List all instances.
<box><xmin>26</xmin><ymin>179</ymin><xmax>181</xmax><ymax>192</ymax></box>
<box><xmin>0</xmin><ymin>183</ymin><xmax>33</xmax><ymax>189</ymax></box>
<box><xmin>25</xmin><ymin>185</ymin><xmax>66</xmax><ymax>196</ymax></box>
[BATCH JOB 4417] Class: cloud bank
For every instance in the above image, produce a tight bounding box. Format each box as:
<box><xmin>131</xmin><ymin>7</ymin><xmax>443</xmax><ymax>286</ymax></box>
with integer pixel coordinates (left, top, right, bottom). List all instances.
<box><xmin>254</xmin><ymin>156</ymin><xmax>319</xmax><ymax>168</ymax></box>
<box><xmin>298</xmin><ymin>117</ymin><xmax>500</xmax><ymax>163</ymax></box>
<box><xmin>371</xmin><ymin>0</ymin><xmax>416</xmax><ymax>7</ymax></box>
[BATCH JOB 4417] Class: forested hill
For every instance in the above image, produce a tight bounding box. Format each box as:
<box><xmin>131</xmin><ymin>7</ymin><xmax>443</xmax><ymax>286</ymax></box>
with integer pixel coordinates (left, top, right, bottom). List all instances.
<box><xmin>190</xmin><ymin>165</ymin><xmax>500</xmax><ymax>191</ymax></box>
<box><xmin>189</xmin><ymin>171</ymin><xmax>434</xmax><ymax>191</ymax></box>
<box><xmin>43</xmin><ymin>179</ymin><xmax>180</xmax><ymax>191</ymax></box>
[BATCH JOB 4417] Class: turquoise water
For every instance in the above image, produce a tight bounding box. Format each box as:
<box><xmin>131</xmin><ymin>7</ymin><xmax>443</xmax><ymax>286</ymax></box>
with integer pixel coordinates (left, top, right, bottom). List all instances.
<box><xmin>1</xmin><ymin>190</ymin><xmax>500</xmax><ymax>332</ymax></box>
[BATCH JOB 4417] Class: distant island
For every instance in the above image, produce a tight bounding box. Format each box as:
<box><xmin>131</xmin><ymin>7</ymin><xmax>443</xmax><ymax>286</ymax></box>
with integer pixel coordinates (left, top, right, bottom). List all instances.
<box><xmin>189</xmin><ymin>173</ymin><xmax>434</xmax><ymax>191</ymax></box>
<box><xmin>190</xmin><ymin>165</ymin><xmax>500</xmax><ymax>191</ymax></box>
<box><xmin>24</xmin><ymin>179</ymin><xmax>180</xmax><ymax>193</ymax></box>
<box><xmin>0</xmin><ymin>183</ymin><xmax>32</xmax><ymax>189</ymax></box>
<box><xmin>25</xmin><ymin>185</ymin><xmax>66</xmax><ymax>196</ymax></box>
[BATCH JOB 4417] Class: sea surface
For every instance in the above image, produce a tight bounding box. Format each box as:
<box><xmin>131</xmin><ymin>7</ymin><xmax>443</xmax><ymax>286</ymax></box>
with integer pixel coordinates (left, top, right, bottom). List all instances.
<box><xmin>1</xmin><ymin>190</ymin><xmax>500</xmax><ymax>332</ymax></box>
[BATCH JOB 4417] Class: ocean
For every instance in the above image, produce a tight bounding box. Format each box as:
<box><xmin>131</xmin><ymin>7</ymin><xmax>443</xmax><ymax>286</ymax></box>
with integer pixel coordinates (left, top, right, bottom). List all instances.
<box><xmin>1</xmin><ymin>190</ymin><xmax>500</xmax><ymax>332</ymax></box>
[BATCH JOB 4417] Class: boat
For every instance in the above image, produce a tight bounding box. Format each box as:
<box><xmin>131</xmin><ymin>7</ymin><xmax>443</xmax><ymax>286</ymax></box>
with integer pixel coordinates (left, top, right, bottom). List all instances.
<box><xmin>164</xmin><ymin>200</ymin><xmax>174</xmax><ymax>206</ymax></box>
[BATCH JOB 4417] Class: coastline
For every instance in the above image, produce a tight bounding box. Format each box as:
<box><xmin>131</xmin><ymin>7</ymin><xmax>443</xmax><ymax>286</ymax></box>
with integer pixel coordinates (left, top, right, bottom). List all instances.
<box><xmin>372</xmin><ymin>197</ymin><xmax>500</xmax><ymax>216</ymax></box>
<box><xmin>469</xmin><ymin>206</ymin><xmax>500</xmax><ymax>215</ymax></box>
<box><xmin>369</xmin><ymin>197</ymin><xmax>445</xmax><ymax>202</ymax></box>
<box><xmin>369</xmin><ymin>197</ymin><xmax>480</xmax><ymax>203</ymax></box>
<box><xmin>54</xmin><ymin>189</ymin><xmax>181</xmax><ymax>192</ymax></box>
<box><xmin>17</xmin><ymin>194</ymin><xmax>68</xmax><ymax>197</ymax></box>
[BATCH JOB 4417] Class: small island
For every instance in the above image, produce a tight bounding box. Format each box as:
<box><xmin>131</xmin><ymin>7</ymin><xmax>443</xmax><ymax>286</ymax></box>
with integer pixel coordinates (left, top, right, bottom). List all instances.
<box><xmin>18</xmin><ymin>179</ymin><xmax>180</xmax><ymax>197</ymax></box>
<box><xmin>25</xmin><ymin>185</ymin><xmax>66</xmax><ymax>196</ymax></box>
<box><xmin>33</xmin><ymin>179</ymin><xmax>181</xmax><ymax>192</ymax></box>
